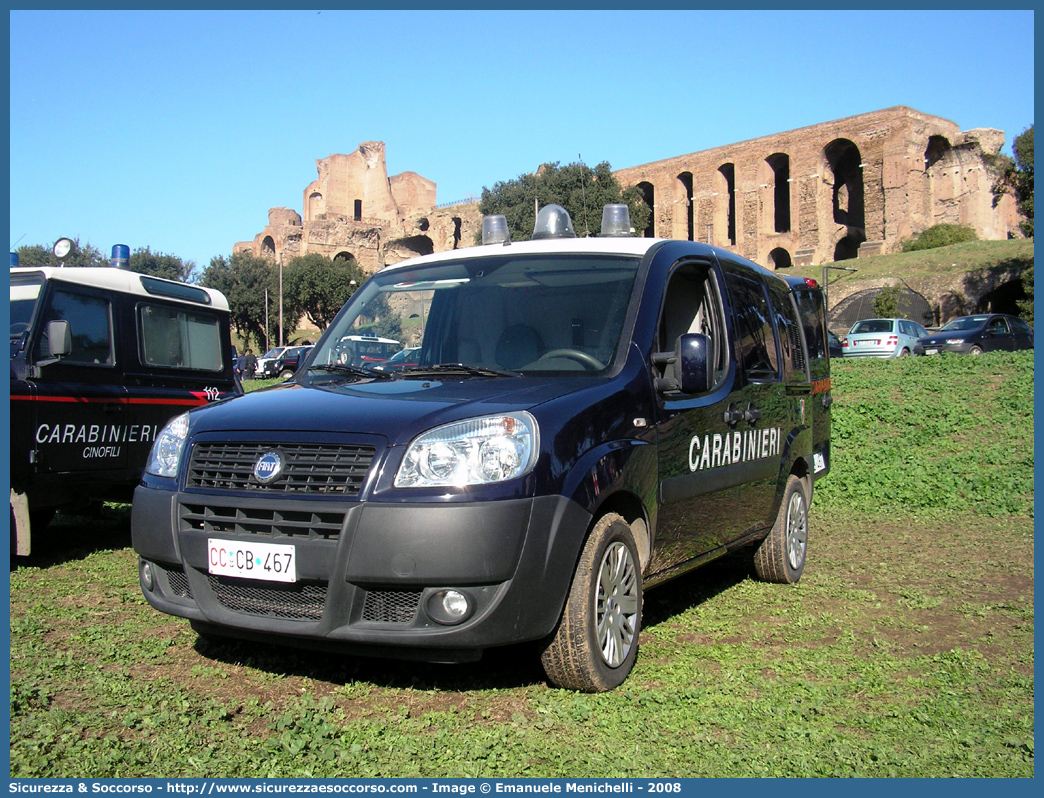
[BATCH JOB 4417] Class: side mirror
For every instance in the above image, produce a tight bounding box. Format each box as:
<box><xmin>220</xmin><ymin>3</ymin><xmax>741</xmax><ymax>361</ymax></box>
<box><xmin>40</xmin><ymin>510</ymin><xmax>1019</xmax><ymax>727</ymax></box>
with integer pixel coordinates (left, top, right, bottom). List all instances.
<box><xmin>653</xmin><ymin>333</ymin><xmax>713</xmax><ymax>394</ymax></box>
<box><xmin>676</xmin><ymin>333</ymin><xmax>713</xmax><ymax>394</ymax></box>
<box><xmin>47</xmin><ymin>320</ymin><xmax>72</xmax><ymax>357</ymax></box>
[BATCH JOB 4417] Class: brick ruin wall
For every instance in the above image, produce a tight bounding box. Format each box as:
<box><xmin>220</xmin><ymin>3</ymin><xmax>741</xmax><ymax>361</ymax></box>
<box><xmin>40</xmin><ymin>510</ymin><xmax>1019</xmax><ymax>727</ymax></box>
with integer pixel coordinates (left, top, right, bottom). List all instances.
<box><xmin>234</xmin><ymin>108</ymin><xmax>1019</xmax><ymax>279</ymax></box>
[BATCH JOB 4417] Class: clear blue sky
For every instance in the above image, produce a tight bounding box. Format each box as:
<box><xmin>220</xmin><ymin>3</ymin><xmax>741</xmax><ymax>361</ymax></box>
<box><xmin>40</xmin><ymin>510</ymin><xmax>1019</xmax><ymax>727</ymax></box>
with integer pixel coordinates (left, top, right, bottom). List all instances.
<box><xmin>9</xmin><ymin>9</ymin><xmax>1035</xmax><ymax>271</ymax></box>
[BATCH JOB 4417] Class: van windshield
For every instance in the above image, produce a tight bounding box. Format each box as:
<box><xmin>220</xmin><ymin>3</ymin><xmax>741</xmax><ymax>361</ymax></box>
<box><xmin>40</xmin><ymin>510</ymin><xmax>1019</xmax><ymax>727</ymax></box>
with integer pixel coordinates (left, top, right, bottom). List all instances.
<box><xmin>10</xmin><ymin>274</ymin><xmax>43</xmax><ymax>342</ymax></box>
<box><xmin>310</xmin><ymin>254</ymin><xmax>642</xmax><ymax>377</ymax></box>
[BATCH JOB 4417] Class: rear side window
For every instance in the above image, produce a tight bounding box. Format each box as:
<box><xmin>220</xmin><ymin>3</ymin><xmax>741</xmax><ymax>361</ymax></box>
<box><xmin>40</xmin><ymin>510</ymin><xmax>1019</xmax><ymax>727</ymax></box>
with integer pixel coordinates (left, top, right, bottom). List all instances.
<box><xmin>139</xmin><ymin>303</ymin><xmax>224</xmax><ymax>371</ymax></box>
<box><xmin>792</xmin><ymin>287</ymin><xmax>829</xmax><ymax>380</ymax></box>
<box><xmin>34</xmin><ymin>288</ymin><xmax>114</xmax><ymax>365</ymax></box>
<box><xmin>765</xmin><ymin>280</ymin><xmax>805</xmax><ymax>380</ymax></box>
<box><xmin>724</xmin><ymin>272</ymin><xmax>779</xmax><ymax>380</ymax></box>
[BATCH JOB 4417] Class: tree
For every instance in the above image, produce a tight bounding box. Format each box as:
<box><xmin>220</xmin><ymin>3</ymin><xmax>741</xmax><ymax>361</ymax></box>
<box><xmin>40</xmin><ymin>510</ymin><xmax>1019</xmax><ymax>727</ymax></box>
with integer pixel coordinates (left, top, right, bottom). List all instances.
<box><xmin>200</xmin><ymin>252</ymin><xmax>290</xmax><ymax>350</ymax></box>
<box><xmin>479</xmin><ymin>160</ymin><xmax>651</xmax><ymax>241</ymax></box>
<box><xmin>129</xmin><ymin>247</ymin><xmax>197</xmax><ymax>282</ymax></box>
<box><xmin>1017</xmin><ymin>264</ymin><xmax>1033</xmax><ymax>325</ymax></box>
<box><xmin>993</xmin><ymin>125</ymin><xmax>1034</xmax><ymax>237</ymax></box>
<box><xmin>872</xmin><ymin>286</ymin><xmax>902</xmax><ymax>318</ymax></box>
<box><xmin>15</xmin><ymin>238</ymin><xmax>106</xmax><ymax>269</ymax></box>
<box><xmin>282</xmin><ymin>253</ymin><xmax>362</xmax><ymax>332</ymax></box>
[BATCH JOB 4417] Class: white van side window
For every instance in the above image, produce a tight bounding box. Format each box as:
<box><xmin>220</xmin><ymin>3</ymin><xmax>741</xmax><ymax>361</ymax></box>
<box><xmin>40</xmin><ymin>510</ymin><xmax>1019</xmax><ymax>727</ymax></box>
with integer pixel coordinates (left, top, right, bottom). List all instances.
<box><xmin>139</xmin><ymin>303</ymin><xmax>224</xmax><ymax>371</ymax></box>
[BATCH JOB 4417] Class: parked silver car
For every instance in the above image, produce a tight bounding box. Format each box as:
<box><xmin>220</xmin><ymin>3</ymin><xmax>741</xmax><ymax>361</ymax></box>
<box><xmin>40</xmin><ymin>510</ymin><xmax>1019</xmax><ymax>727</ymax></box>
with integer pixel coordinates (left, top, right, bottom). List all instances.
<box><xmin>842</xmin><ymin>318</ymin><xmax>929</xmax><ymax>359</ymax></box>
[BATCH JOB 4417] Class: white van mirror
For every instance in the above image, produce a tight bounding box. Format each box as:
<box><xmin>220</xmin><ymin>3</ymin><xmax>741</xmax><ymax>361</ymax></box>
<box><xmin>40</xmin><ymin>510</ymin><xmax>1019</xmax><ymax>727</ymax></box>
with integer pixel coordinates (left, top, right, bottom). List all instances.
<box><xmin>47</xmin><ymin>320</ymin><xmax>72</xmax><ymax>357</ymax></box>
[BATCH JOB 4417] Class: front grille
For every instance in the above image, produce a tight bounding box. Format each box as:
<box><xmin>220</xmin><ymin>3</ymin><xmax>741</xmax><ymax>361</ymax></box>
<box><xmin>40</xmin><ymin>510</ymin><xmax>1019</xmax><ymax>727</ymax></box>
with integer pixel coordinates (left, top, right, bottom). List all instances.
<box><xmin>187</xmin><ymin>442</ymin><xmax>375</xmax><ymax>496</ymax></box>
<box><xmin>208</xmin><ymin>575</ymin><xmax>326</xmax><ymax>621</ymax></box>
<box><xmin>160</xmin><ymin>564</ymin><xmax>193</xmax><ymax>599</ymax></box>
<box><xmin>361</xmin><ymin>589</ymin><xmax>423</xmax><ymax>623</ymax></box>
<box><xmin>180</xmin><ymin>503</ymin><xmax>346</xmax><ymax>540</ymax></box>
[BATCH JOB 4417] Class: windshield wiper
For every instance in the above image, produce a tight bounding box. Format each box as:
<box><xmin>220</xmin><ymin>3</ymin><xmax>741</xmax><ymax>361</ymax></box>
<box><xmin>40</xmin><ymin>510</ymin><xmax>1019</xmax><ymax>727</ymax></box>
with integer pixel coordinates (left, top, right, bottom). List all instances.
<box><xmin>397</xmin><ymin>363</ymin><xmax>521</xmax><ymax>379</ymax></box>
<box><xmin>308</xmin><ymin>363</ymin><xmax>392</xmax><ymax>380</ymax></box>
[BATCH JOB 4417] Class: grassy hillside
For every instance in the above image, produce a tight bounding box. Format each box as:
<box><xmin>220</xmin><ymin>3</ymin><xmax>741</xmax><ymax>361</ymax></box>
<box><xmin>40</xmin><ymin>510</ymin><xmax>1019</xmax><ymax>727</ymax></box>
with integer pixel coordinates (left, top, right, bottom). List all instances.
<box><xmin>9</xmin><ymin>351</ymin><xmax>1034</xmax><ymax>778</ymax></box>
<box><xmin>789</xmin><ymin>237</ymin><xmax>1033</xmax><ymax>286</ymax></box>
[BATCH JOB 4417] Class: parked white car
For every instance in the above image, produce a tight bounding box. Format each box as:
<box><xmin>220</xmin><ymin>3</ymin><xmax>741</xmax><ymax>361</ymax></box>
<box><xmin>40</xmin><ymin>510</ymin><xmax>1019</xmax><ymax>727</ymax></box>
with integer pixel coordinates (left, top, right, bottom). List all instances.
<box><xmin>842</xmin><ymin>318</ymin><xmax>929</xmax><ymax>358</ymax></box>
<box><xmin>256</xmin><ymin>346</ymin><xmax>289</xmax><ymax>377</ymax></box>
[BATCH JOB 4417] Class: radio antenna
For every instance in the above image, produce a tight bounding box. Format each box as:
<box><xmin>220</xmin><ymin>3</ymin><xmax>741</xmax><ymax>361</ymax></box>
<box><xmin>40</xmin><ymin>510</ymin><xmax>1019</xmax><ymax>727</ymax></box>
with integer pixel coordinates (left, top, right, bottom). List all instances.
<box><xmin>10</xmin><ymin>233</ymin><xmax>26</xmax><ymax>250</ymax></box>
<box><xmin>578</xmin><ymin>154</ymin><xmax>590</xmax><ymax>236</ymax></box>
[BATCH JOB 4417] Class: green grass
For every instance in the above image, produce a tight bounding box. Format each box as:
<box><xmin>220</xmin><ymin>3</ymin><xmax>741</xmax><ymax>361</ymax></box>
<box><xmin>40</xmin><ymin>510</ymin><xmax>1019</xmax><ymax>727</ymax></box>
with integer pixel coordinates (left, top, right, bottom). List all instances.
<box><xmin>9</xmin><ymin>353</ymin><xmax>1034</xmax><ymax>778</ymax></box>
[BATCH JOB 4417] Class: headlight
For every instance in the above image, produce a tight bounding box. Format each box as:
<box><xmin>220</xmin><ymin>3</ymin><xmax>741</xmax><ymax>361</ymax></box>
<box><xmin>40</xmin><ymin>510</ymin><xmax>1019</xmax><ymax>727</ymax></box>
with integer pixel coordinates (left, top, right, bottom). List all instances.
<box><xmin>145</xmin><ymin>412</ymin><xmax>191</xmax><ymax>478</ymax></box>
<box><xmin>394</xmin><ymin>412</ymin><xmax>539</xmax><ymax>488</ymax></box>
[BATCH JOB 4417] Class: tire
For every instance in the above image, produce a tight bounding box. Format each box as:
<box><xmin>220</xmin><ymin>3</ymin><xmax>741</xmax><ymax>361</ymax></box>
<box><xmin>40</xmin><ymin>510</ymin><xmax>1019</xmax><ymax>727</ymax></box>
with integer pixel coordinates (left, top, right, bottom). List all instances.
<box><xmin>279</xmin><ymin>369</ymin><xmax>295</xmax><ymax>379</ymax></box>
<box><xmin>898</xmin><ymin>348</ymin><xmax>910</xmax><ymax>358</ymax></box>
<box><xmin>753</xmin><ymin>475</ymin><xmax>809</xmax><ymax>584</ymax></box>
<box><xmin>969</xmin><ymin>346</ymin><xmax>983</xmax><ymax>355</ymax></box>
<box><xmin>540</xmin><ymin>513</ymin><xmax>642</xmax><ymax>692</ymax></box>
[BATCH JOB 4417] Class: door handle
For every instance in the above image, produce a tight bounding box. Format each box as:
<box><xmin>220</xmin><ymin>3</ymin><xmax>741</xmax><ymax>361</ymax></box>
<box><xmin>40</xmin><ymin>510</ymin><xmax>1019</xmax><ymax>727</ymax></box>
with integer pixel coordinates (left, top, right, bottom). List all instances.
<box><xmin>743</xmin><ymin>407</ymin><xmax>761</xmax><ymax>423</ymax></box>
<box><xmin>723</xmin><ymin>407</ymin><xmax>743</xmax><ymax>426</ymax></box>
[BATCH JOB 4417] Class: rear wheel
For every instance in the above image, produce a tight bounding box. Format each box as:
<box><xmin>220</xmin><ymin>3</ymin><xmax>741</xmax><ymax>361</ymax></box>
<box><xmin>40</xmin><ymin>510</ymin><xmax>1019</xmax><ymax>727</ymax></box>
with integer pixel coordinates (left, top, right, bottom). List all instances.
<box><xmin>753</xmin><ymin>475</ymin><xmax>809</xmax><ymax>584</ymax></box>
<box><xmin>541</xmin><ymin>513</ymin><xmax>642</xmax><ymax>692</ymax></box>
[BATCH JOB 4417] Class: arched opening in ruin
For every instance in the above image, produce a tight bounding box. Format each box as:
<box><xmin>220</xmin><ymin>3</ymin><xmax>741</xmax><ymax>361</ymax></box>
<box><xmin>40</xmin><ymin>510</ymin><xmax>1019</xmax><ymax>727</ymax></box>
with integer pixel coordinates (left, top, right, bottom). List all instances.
<box><xmin>768</xmin><ymin>247</ymin><xmax>792</xmax><ymax>269</ymax></box>
<box><xmin>716</xmin><ymin>164</ymin><xmax>736</xmax><ymax>246</ymax></box>
<box><xmin>333</xmin><ymin>251</ymin><xmax>356</xmax><ymax>263</ymax></box>
<box><xmin>261</xmin><ymin>236</ymin><xmax>276</xmax><ymax>260</ymax></box>
<box><xmin>387</xmin><ymin>236</ymin><xmax>435</xmax><ymax>263</ymax></box>
<box><xmin>416</xmin><ymin>218</ymin><xmax>430</xmax><ymax>232</ymax></box>
<box><xmin>674</xmin><ymin>172</ymin><xmax>694</xmax><ymax>241</ymax></box>
<box><xmin>761</xmin><ymin>153</ymin><xmax>791</xmax><ymax>233</ymax></box>
<box><xmin>975</xmin><ymin>277</ymin><xmax>1028</xmax><ymax>315</ymax></box>
<box><xmin>829</xmin><ymin>287</ymin><xmax>934</xmax><ymax>331</ymax></box>
<box><xmin>637</xmin><ymin>182</ymin><xmax>655</xmax><ymax>237</ymax></box>
<box><xmin>833</xmin><ymin>236</ymin><xmax>860</xmax><ymax>262</ymax></box>
<box><xmin>924</xmin><ymin>135</ymin><xmax>961</xmax><ymax>226</ymax></box>
<box><xmin>451</xmin><ymin>217</ymin><xmax>462</xmax><ymax>250</ymax></box>
<box><xmin>308</xmin><ymin>192</ymin><xmax>323</xmax><ymax>219</ymax></box>
<box><xmin>824</xmin><ymin>139</ymin><xmax>866</xmax><ymax>236</ymax></box>
<box><xmin>354</xmin><ymin>200</ymin><xmax>363</xmax><ymax>222</ymax></box>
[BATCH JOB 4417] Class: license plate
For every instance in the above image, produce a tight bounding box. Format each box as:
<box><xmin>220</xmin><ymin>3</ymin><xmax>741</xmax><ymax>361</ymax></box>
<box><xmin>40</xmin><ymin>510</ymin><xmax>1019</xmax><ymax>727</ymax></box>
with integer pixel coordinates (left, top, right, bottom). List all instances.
<box><xmin>925</xmin><ymin>348</ymin><xmax>939</xmax><ymax>355</ymax></box>
<box><xmin>207</xmin><ymin>538</ymin><xmax>296</xmax><ymax>583</ymax></box>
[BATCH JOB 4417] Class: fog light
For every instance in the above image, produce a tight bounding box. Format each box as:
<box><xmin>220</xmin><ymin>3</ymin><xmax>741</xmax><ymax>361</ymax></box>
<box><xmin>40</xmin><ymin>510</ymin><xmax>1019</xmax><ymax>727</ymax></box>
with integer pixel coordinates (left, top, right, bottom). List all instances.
<box><xmin>141</xmin><ymin>560</ymin><xmax>154</xmax><ymax>591</ymax></box>
<box><xmin>425</xmin><ymin>589</ymin><xmax>474</xmax><ymax>625</ymax></box>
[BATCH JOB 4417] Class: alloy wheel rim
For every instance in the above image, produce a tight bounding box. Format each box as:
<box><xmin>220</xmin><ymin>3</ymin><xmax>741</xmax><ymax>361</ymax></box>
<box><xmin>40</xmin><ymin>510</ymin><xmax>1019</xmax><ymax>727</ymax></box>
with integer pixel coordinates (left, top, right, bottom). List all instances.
<box><xmin>786</xmin><ymin>491</ymin><xmax>808</xmax><ymax>570</ymax></box>
<box><xmin>595</xmin><ymin>541</ymin><xmax>639</xmax><ymax>667</ymax></box>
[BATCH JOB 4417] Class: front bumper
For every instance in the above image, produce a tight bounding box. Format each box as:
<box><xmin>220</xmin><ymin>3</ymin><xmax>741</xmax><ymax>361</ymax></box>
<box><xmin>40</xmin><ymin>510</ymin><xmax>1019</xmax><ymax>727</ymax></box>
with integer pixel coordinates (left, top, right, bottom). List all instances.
<box><xmin>132</xmin><ymin>486</ymin><xmax>591</xmax><ymax>658</ymax></box>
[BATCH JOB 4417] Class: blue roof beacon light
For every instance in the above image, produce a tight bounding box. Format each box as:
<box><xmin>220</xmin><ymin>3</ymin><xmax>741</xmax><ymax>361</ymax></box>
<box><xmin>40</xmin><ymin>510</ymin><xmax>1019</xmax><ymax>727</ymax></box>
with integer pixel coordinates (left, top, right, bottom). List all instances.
<box><xmin>600</xmin><ymin>204</ymin><xmax>633</xmax><ymax>237</ymax></box>
<box><xmin>10</xmin><ymin>252</ymin><xmax>19</xmax><ymax>269</ymax></box>
<box><xmin>481</xmin><ymin>214</ymin><xmax>511</xmax><ymax>245</ymax></box>
<box><xmin>531</xmin><ymin>204</ymin><xmax>576</xmax><ymax>240</ymax></box>
<box><xmin>110</xmin><ymin>244</ymin><xmax>130</xmax><ymax>269</ymax></box>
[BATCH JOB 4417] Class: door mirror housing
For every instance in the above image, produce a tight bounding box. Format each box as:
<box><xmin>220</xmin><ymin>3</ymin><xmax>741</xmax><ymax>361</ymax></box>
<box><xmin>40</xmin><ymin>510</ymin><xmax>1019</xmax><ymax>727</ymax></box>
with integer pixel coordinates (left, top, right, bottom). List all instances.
<box><xmin>47</xmin><ymin>320</ymin><xmax>72</xmax><ymax>357</ymax></box>
<box><xmin>654</xmin><ymin>333</ymin><xmax>713</xmax><ymax>394</ymax></box>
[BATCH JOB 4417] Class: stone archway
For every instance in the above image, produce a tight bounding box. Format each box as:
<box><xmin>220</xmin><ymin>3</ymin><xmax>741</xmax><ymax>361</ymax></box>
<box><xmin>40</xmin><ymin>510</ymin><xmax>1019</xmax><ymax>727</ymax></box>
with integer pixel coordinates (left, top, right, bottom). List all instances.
<box><xmin>261</xmin><ymin>236</ymin><xmax>276</xmax><ymax>260</ymax></box>
<box><xmin>824</xmin><ymin>138</ymin><xmax>866</xmax><ymax>240</ymax></box>
<box><xmin>716</xmin><ymin>164</ymin><xmax>736</xmax><ymax>246</ymax></box>
<box><xmin>674</xmin><ymin>172</ymin><xmax>694</xmax><ymax>241</ymax></box>
<box><xmin>637</xmin><ymin>182</ymin><xmax>655</xmax><ymax>237</ymax></box>
<box><xmin>768</xmin><ymin>247</ymin><xmax>792</xmax><ymax>269</ymax></box>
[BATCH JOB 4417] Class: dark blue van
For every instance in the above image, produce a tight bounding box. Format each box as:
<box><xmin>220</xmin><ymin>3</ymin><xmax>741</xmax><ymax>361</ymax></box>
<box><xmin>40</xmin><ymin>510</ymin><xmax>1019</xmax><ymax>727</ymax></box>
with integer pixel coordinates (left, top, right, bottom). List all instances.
<box><xmin>132</xmin><ymin>205</ymin><xmax>831</xmax><ymax>691</ymax></box>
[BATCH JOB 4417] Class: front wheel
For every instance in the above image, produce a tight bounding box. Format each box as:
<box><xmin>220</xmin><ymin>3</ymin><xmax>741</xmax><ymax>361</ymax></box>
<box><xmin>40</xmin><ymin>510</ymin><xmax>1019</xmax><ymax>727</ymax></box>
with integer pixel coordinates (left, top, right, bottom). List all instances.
<box><xmin>753</xmin><ymin>475</ymin><xmax>809</xmax><ymax>584</ymax></box>
<box><xmin>541</xmin><ymin>513</ymin><xmax>642</xmax><ymax>692</ymax></box>
<box><xmin>279</xmin><ymin>369</ymin><xmax>295</xmax><ymax>379</ymax></box>
<box><xmin>969</xmin><ymin>345</ymin><xmax>983</xmax><ymax>355</ymax></box>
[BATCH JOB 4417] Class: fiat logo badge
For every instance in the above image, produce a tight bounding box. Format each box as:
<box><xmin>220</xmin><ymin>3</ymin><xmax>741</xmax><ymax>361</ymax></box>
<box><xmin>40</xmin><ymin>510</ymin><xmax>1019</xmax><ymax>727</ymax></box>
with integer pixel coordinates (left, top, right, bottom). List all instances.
<box><xmin>253</xmin><ymin>450</ymin><xmax>285</xmax><ymax>484</ymax></box>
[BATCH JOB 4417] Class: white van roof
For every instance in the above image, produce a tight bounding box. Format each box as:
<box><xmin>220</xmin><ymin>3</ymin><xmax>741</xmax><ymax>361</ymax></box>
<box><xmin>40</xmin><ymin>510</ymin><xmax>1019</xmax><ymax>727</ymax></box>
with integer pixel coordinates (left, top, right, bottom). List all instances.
<box><xmin>10</xmin><ymin>267</ymin><xmax>230</xmax><ymax>311</ymax></box>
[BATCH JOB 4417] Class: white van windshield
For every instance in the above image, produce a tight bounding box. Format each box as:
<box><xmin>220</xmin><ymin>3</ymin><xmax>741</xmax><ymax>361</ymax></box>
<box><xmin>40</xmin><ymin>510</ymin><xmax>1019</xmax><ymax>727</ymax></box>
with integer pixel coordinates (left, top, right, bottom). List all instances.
<box><xmin>311</xmin><ymin>254</ymin><xmax>642</xmax><ymax>376</ymax></box>
<box><xmin>10</xmin><ymin>275</ymin><xmax>43</xmax><ymax>339</ymax></box>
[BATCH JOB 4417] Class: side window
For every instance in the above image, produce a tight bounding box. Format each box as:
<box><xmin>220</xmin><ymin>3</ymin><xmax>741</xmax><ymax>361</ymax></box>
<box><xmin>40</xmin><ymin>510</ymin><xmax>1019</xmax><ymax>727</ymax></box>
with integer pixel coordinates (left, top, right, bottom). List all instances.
<box><xmin>766</xmin><ymin>280</ymin><xmax>805</xmax><ymax>380</ymax></box>
<box><xmin>657</xmin><ymin>261</ymin><xmax>729</xmax><ymax>390</ymax></box>
<box><xmin>724</xmin><ymin>272</ymin><xmax>779</xmax><ymax>380</ymax></box>
<box><xmin>34</xmin><ymin>288</ymin><xmax>114</xmax><ymax>365</ymax></box>
<box><xmin>899</xmin><ymin>321</ymin><xmax>913</xmax><ymax>336</ymax></box>
<box><xmin>139</xmin><ymin>303</ymin><xmax>224</xmax><ymax>371</ymax></box>
<box><xmin>988</xmin><ymin>317</ymin><xmax>1010</xmax><ymax>334</ymax></box>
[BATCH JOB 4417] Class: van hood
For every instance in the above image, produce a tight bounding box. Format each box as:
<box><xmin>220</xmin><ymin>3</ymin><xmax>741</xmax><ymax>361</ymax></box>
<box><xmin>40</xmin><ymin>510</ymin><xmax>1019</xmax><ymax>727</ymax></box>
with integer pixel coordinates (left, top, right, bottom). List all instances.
<box><xmin>185</xmin><ymin>375</ymin><xmax>595</xmax><ymax>447</ymax></box>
